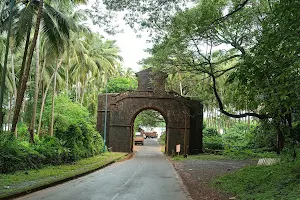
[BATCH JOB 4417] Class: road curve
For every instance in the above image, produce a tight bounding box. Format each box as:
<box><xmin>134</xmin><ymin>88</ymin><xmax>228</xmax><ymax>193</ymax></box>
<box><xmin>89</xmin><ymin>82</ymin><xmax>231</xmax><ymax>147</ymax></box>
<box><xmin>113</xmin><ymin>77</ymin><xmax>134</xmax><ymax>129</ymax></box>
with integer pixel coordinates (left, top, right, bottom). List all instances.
<box><xmin>16</xmin><ymin>139</ymin><xmax>189</xmax><ymax>200</ymax></box>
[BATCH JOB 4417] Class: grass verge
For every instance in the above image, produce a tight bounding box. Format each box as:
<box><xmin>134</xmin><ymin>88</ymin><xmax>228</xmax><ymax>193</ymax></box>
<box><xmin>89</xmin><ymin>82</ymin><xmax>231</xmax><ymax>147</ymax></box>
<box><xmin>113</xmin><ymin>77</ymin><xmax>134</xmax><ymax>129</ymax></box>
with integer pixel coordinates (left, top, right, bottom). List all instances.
<box><xmin>0</xmin><ymin>152</ymin><xmax>128</xmax><ymax>199</ymax></box>
<box><xmin>213</xmin><ymin>160</ymin><xmax>300</xmax><ymax>200</ymax></box>
<box><xmin>171</xmin><ymin>154</ymin><xmax>228</xmax><ymax>161</ymax></box>
<box><xmin>170</xmin><ymin>150</ymin><xmax>279</xmax><ymax>161</ymax></box>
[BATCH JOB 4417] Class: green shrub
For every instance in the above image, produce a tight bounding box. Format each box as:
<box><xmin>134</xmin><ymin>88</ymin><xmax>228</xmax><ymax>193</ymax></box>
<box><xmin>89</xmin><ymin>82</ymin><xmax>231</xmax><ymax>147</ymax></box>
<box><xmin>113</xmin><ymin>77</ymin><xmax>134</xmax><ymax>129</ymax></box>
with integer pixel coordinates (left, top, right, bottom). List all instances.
<box><xmin>16</xmin><ymin>123</ymin><xmax>29</xmax><ymax>141</ymax></box>
<box><xmin>2</xmin><ymin>95</ymin><xmax>105</xmax><ymax>173</ymax></box>
<box><xmin>42</xmin><ymin>95</ymin><xmax>91</xmax><ymax>133</ymax></box>
<box><xmin>0</xmin><ymin>133</ymin><xmax>44</xmax><ymax>173</ymax></box>
<box><xmin>106</xmin><ymin>77</ymin><xmax>138</xmax><ymax>93</ymax></box>
<box><xmin>55</xmin><ymin>123</ymin><xmax>104</xmax><ymax>162</ymax></box>
<box><xmin>222</xmin><ymin>123</ymin><xmax>255</xmax><ymax>149</ymax></box>
<box><xmin>34</xmin><ymin>136</ymin><xmax>69</xmax><ymax>165</ymax></box>
<box><xmin>158</xmin><ymin>132</ymin><xmax>166</xmax><ymax>145</ymax></box>
<box><xmin>203</xmin><ymin>127</ymin><xmax>223</xmax><ymax>150</ymax></box>
<box><xmin>252</xmin><ymin>122</ymin><xmax>277</xmax><ymax>150</ymax></box>
<box><xmin>203</xmin><ymin>135</ymin><xmax>224</xmax><ymax>150</ymax></box>
<box><xmin>80</xmin><ymin>123</ymin><xmax>104</xmax><ymax>156</ymax></box>
<box><xmin>203</xmin><ymin>127</ymin><xmax>219</xmax><ymax>136</ymax></box>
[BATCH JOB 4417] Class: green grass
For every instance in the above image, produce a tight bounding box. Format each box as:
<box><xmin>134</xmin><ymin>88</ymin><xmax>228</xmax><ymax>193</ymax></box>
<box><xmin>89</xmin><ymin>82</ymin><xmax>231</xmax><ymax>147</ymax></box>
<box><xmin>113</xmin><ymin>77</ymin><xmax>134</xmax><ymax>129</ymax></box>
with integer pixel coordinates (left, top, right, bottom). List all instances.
<box><xmin>213</xmin><ymin>159</ymin><xmax>300</xmax><ymax>200</ymax></box>
<box><xmin>160</xmin><ymin>145</ymin><xmax>165</xmax><ymax>153</ymax></box>
<box><xmin>171</xmin><ymin>154</ymin><xmax>227</xmax><ymax>161</ymax></box>
<box><xmin>0</xmin><ymin>152</ymin><xmax>128</xmax><ymax>198</ymax></box>
<box><xmin>171</xmin><ymin>149</ymin><xmax>279</xmax><ymax>161</ymax></box>
<box><xmin>223</xmin><ymin>149</ymin><xmax>279</xmax><ymax>160</ymax></box>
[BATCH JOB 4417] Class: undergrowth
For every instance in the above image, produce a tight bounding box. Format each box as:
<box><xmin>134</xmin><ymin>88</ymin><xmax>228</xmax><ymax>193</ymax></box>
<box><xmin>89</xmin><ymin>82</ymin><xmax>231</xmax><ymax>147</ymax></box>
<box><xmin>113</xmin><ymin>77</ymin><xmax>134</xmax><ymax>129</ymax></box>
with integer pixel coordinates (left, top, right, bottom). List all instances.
<box><xmin>213</xmin><ymin>150</ymin><xmax>300</xmax><ymax>200</ymax></box>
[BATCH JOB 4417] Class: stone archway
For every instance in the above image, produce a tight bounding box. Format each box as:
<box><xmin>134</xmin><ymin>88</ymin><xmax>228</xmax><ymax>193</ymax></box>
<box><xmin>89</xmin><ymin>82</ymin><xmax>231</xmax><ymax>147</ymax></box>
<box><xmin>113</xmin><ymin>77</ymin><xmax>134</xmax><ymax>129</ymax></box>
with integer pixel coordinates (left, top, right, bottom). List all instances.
<box><xmin>130</xmin><ymin>108</ymin><xmax>167</xmax><ymax>151</ymax></box>
<box><xmin>97</xmin><ymin>68</ymin><xmax>203</xmax><ymax>155</ymax></box>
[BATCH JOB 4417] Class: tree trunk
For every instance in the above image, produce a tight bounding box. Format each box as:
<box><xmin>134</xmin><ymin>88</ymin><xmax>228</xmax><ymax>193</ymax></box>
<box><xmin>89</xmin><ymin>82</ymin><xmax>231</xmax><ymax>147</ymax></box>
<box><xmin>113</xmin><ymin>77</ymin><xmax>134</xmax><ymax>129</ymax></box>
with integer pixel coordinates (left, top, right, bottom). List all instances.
<box><xmin>10</xmin><ymin>49</ymin><xmax>17</xmax><ymax>98</ymax></box>
<box><xmin>75</xmin><ymin>78</ymin><xmax>78</xmax><ymax>102</ymax></box>
<box><xmin>11</xmin><ymin>0</ymin><xmax>44</xmax><ymax>138</ymax></box>
<box><xmin>178</xmin><ymin>73</ymin><xmax>183</xmax><ymax>96</ymax></box>
<box><xmin>18</xmin><ymin>20</ymin><xmax>32</xmax><ymax>89</ymax></box>
<box><xmin>76</xmin><ymin>79</ymin><xmax>80</xmax><ymax>103</ymax></box>
<box><xmin>7</xmin><ymin>93</ymin><xmax>13</xmax><ymax>135</ymax></box>
<box><xmin>50</xmin><ymin>67</ymin><xmax>57</xmax><ymax>136</ymax></box>
<box><xmin>37</xmin><ymin>74</ymin><xmax>55</xmax><ymax>136</ymax></box>
<box><xmin>29</xmin><ymin>28</ymin><xmax>41</xmax><ymax>139</ymax></box>
<box><xmin>0</xmin><ymin>0</ymin><xmax>14</xmax><ymax>130</ymax></box>
<box><xmin>66</xmin><ymin>56</ymin><xmax>70</xmax><ymax>95</ymax></box>
<box><xmin>275</xmin><ymin>119</ymin><xmax>285</xmax><ymax>154</ymax></box>
<box><xmin>80</xmin><ymin>80</ymin><xmax>86</xmax><ymax>106</ymax></box>
<box><xmin>277</xmin><ymin>128</ymin><xmax>285</xmax><ymax>154</ymax></box>
<box><xmin>49</xmin><ymin>58</ymin><xmax>63</xmax><ymax>136</ymax></box>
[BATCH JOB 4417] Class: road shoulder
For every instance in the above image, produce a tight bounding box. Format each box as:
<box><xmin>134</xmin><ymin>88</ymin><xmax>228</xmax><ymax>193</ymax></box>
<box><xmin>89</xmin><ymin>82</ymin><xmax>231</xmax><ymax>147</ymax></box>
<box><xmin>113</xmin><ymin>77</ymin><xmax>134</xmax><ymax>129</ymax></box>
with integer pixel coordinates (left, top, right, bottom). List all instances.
<box><xmin>0</xmin><ymin>152</ymin><xmax>131</xmax><ymax>200</ymax></box>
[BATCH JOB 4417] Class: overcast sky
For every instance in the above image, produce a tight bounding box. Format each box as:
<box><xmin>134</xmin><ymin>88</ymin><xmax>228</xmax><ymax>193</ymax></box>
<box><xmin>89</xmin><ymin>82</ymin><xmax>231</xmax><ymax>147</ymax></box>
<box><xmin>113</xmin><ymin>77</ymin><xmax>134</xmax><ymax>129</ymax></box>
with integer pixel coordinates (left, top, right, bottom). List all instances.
<box><xmin>86</xmin><ymin>7</ymin><xmax>153</xmax><ymax>73</ymax></box>
<box><xmin>103</xmin><ymin>26</ymin><xmax>152</xmax><ymax>73</ymax></box>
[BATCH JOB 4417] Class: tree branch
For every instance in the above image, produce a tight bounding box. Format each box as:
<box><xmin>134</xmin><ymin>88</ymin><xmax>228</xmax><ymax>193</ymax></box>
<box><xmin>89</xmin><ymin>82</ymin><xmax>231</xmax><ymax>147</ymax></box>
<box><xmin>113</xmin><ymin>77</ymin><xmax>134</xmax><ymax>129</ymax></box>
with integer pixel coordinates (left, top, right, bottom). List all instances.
<box><xmin>211</xmin><ymin>0</ymin><xmax>250</xmax><ymax>26</ymax></box>
<box><xmin>214</xmin><ymin>65</ymin><xmax>239</xmax><ymax>78</ymax></box>
<box><xmin>211</xmin><ymin>74</ymin><xmax>269</xmax><ymax>120</ymax></box>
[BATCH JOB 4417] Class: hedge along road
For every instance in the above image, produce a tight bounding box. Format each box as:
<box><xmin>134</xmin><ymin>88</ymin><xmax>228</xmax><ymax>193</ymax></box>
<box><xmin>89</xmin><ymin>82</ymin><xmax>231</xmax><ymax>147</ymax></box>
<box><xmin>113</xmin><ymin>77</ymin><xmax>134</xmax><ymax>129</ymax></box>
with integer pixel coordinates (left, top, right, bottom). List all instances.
<box><xmin>16</xmin><ymin>139</ymin><xmax>190</xmax><ymax>200</ymax></box>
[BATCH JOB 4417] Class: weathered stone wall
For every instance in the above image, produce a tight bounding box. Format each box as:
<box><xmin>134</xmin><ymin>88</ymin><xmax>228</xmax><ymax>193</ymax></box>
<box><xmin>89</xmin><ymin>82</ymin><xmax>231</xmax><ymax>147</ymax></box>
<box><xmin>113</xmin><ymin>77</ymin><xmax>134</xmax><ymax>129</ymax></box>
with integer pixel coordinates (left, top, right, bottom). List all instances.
<box><xmin>97</xmin><ymin>68</ymin><xmax>203</xmax><ymax>155</ymax></box>
<box><xmin>97</xmin><ymin>91</ymin><xmax>203</xmax><ymax>155</ymax></box>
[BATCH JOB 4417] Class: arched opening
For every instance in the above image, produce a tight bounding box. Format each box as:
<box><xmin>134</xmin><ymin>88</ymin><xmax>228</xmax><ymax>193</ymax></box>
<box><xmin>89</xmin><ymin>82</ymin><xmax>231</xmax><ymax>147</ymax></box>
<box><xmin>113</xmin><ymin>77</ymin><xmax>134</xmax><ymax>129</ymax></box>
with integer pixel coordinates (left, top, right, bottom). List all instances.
<box><xmin>131</xmin><ymin>108</ymin><xmax>167</xmax><ymax>152</ymax></box>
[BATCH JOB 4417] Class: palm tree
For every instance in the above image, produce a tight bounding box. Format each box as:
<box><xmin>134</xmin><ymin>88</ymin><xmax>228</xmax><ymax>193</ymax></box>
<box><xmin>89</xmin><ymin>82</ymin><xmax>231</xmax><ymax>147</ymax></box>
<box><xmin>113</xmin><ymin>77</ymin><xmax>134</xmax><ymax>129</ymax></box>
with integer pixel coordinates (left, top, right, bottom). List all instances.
<box><xmin>36</xmin><ymin>10</ymin><xmax>90</xmax><ymax>136</ymax></box>
<box><xmin>29</xmin><ymin>28</ymin><xmax>41</xmax><ymax>138</ymax></box>
<box><xmin>11</xmin><ymin>0</ymin><xmax>84</xmax><ymax>139</ymax></box>
<box><xmin>68</xmin><ymin>32</ymin><xmax>122</xmax><ymax>105</ymax></box>
<box><xmin>30</xmin><ymin>1</ymin><xmax>88</xmax><ymax>138</ymax></box>
<box><xmin>11</xmin><ymin>0</ymin><xmax>44</xmax><ymax>141</ymax></box>
<box><xmin>0</xmin><ymin>0</ymin><xmax>15</xmax><ymax>130</ymax></box>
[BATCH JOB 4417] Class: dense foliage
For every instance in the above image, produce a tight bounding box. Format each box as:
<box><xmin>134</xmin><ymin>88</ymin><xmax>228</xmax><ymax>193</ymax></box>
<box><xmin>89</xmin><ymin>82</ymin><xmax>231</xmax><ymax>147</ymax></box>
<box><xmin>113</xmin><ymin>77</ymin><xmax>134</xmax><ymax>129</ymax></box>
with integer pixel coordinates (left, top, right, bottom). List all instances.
<box><xmin>203</xmin><ymin>127</ymin><xmax>223</xmax><ymax>150</ymax></box>
<box><xmin>0</xmin><ymin>0</ymin><xmax>131</xmax><ymax>174</ymax></box>
<box><xmin>134</xmin><ymin>110</ymin><xmax>165</xmax><ymax>131</ymax></box>
<box><xmin>158</xmin><ymin>132</ymin><xmax>166</xmax><ymax>146</ymax></box>
<box><xmin>141</xmin><ymin>0</ymin><xmax>300</xmax><ymax>153</ymax></box>
<box><xmin>203</xmin><ymin>123</ymin><xmax>255</xmax><ymax>151</ymax></box>
<box><xmin>43</xmin><ymin>95</ymin><xmax>92</xmax><ymax>133</ymax></box>
<box><xmin>106</xmin><ymin>77</ymin><xmax>138</xmax><ymax>93</ymax></box>
<box><xmin>0</xmin><ymin>96</ymin><xmax>104</xmax><ymax>173</ymax></box>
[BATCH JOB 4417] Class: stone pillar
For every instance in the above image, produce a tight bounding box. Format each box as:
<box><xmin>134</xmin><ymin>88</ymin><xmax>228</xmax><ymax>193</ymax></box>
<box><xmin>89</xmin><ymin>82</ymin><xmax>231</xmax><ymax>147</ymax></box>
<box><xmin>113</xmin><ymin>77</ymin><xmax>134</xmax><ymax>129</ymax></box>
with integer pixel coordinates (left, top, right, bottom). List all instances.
<box><xmin>153</xmin><ymin>72</ymin><xmax>168</xmax><ymax>95</ymax></box>
<box><xmin>189</xmin><ymin>101</ymin><xmax>203</xmax><ymax>154</ymax></box>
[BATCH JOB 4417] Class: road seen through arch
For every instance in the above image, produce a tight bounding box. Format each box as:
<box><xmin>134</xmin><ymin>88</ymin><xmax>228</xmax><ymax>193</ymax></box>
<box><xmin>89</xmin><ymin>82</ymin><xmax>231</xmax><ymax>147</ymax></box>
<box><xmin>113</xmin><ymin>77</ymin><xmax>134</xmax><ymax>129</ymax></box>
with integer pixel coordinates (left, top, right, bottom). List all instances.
<box><xmin>17</xmin><ymin>139</ymin><xmax>190</xmax><ymax>200</ymax></box>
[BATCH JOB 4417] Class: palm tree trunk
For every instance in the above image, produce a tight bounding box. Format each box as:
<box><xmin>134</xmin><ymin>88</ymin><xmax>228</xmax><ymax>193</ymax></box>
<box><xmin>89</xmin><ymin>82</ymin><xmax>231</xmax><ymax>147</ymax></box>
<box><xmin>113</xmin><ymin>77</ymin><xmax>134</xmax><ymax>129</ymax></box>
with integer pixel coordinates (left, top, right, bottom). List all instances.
<box><xmin>75</xmin><ymin>78</ymin><xmax>78</xmax><ymax>102</ymax></box>
<box><xmin>49</xmin><ymin>75</ymin><xmax>57</xmax><ymax>136</ymax></box>
<box><xmin>11</xmin><ymin>26</ymin><xmax>31</xmax><ymax>134</ymax></box>
<box><xmin>76</xmin><ymin>79</ymin><xmax>80</xmax><ymax>102</ymax></box>
<box><xmin>10</xmin><ymin>49</ymin><xmax>17</xmax><ymax>98</ymax></box>
<box><xmin>7</xmin><ymin>93</ymin><xmax>13</xmax><ymax>133</ymax></box>
<box><xmin>18</xmin><ymin>25</ymin><xmax>32</xmax><ymax>89</ymax></box>
<box><xmin>49</xmin><ymin>58</ymin><xmax>63</xmax><ymax>136</ymax></box>
<box><xmin>50</xmin><ymin>65</ymin><xmax>57</xmax><ymax>136</ymax></box>
<box><xmin>178</xmin><ymin>73</ymin><xmax>183</xmax><ymax>96</ymax></box>
<box><xmin>0</xmin><ymin>0</ymin><xmax>14</xmax><ymax>130</ymax></box>
<box><xmin>29</xmin><ymin>28</ymin><xmax>41</xmax><ymax>138</ymax></box>
<box><xmin>11</xmin><ymin>0</ymin><xmax>44</xmax><ymax>139</ymax></box>
<box><xmin>80</xmin><ymin>80</ymin><xmax>86</xmax><ymax>105</ymax></box>
<box><xmin>39</xmin><ymin>56</ymin><xmax>46</xmax><ymax>92</ymax></box>
<box><xmin>37</xmin><ymin>74</ymin><xmax>54</xmax><ymax>136</ymax></box>
<box><xmin>66</xmin><ymin>56</ymin><xmax>70</xmax><ymax>95</ymax></box>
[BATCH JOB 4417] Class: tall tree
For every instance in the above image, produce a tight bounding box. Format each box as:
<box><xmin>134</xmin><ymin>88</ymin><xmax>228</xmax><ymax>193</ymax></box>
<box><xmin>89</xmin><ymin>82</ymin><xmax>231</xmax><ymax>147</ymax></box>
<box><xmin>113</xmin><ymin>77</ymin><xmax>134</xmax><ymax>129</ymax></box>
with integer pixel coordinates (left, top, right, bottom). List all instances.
<box><xmin>0</xmin><ymin>0</ymin><xmax>14</xmax><ymax>130</ymax></box>
<box><xmin>144</xmin><ymin>0</ymin><xmax>300</xmax><ymax>150</ymax></box>
<box><xmin>11</xmin><ymin>0</ymin><xmax>77</xmax><ymax>136</ymax></box>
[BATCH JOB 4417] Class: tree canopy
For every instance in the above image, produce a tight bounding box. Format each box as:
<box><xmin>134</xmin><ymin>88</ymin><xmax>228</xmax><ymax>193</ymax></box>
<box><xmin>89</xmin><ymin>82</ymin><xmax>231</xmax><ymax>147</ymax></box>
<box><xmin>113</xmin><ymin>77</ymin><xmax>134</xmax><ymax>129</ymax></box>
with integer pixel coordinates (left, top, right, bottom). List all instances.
<box><xmin>139</xmin><ymin>0</ymin><xmax>300</xmax><ymax>150</ymax></box>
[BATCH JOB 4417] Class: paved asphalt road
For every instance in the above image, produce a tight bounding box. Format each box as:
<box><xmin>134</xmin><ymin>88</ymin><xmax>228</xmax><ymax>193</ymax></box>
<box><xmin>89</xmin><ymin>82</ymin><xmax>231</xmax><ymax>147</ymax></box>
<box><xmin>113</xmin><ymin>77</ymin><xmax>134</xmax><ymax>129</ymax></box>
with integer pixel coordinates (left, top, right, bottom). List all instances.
<box><xmin>17</xmin><ymin>139</ymin><xmax>189</xmax><ymax>200</ymax></box>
